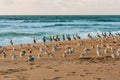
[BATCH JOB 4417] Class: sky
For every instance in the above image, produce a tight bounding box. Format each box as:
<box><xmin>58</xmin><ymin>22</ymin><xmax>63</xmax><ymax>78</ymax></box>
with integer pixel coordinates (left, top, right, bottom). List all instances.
<box><xmin>0</xmin><ymin>0</ymin><xmax>120</xmax><ymax>15</ymax></box>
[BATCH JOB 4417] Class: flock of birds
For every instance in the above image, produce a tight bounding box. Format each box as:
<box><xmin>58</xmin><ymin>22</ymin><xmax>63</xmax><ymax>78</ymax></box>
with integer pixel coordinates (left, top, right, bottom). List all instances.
<box><xmin>0</xmin><ymin>32</ymin><xmax>120</xmax><ymax>62</ymax></box>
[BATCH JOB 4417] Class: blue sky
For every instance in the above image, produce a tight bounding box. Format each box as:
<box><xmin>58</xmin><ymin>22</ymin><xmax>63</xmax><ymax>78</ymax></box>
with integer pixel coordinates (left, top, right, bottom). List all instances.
<box><xmin>0</xmin><ymin>0</ymin><xmax>120</xmax><ymax>15</ymax></box>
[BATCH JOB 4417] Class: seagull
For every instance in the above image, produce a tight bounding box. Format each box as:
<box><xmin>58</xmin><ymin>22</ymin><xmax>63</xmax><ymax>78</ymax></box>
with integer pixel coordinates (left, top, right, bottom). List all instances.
<box><xmin>88</xmin><ymin>33</ymin><xmax>92</xmax><ymax>39</ymax></box>
<box><xmin>28</xmin><ymin>49</ymin><xmax>32</xmax><ymax>54</ymax></box>
<box><xmin>1</xmin><ymin>52</ymin><xmax>7</xmax><ymax>60</ymax></box>
<box><xmin>97</xmin><ymin>33</ymin><xmax>101</xmax><ymax>38</ymax></box>
<box><xmin>49</xmin><ymin>53</ymin><xmax>54</xmax><ymax>58</ymax></box>
<box><xmin>13</xmin><ymin>47</ymin><xmax>17</xmax><ymax>51</ymax></box>
<box><xmin>37</xmin><ymin>53</ymin><xmax>42</xmax><ymax>58</ymax></box>
<box><xmin>73</xmin><ymin>35</ymin><xmax>76</xmax><ymax>40</ymax></box>
<box><xmin>104</xmin><ymin>49</ymin><xmax>109</xmax><ymax>54</ymax></box>
<box><xmin>62</xmin><ymin>34</ymin><xmax>65</xmax><ymax>41</ymax></box>
<box><xmin>44</xmin><ymin>50</ymin><xmax>50</xmax><ymax>55</ymax></box>
<box><xmin>10</xmin><ymin>40</ymin><xmax>13</xmax><ymax>45</ymax></box>
<box><xmin>84</xmin><ymin>48</ymin><xmax>90</xmax><ymax>54</ymax></box>
<box><xmin>76</xmin><ymin>34</ymin><xmax>81</xmax><ymax>40</ymax></box>
<box><xmin>11</xmin><ymin>54</ymin><xmax>17</xmax><ymax>60</ymax></box>
<box><xmin>33</xmin><ymin>38</ymin><xmax>36</xmax><ymax>43</ymax></box>
<box><xmin>80</xmin><ymin>52</ymin><xmax>85</xmax><ymax>58</ymax></box>
<box><xmin>28</xmin><ymin>55</ymin><xmax>35</xmax><ymax>62</ymax></box>
<box><xmin>52</xmin><ymin>44</ymin><xmax>58</xmax><ymax>51</ymax></box>
<box><xmin>111</xmin><ymin>54</ymin><xmax>117</xmax><ymax>60</ymax></box>
<box><xmin>39</xmin><ymin>48</ymin><xmax>44</xmax><ymax>52</ymax></box>
<box><xmin>20</xmin><ymin>50</ymin><xmax>26</xmax><ymax>61</ymax></box>
<box><xmin>49</xmin><ymin>36</ymin><xmax>53</xmax><ymax>42</ymax></box>
<box><xmin>116</xmin><ymin>49</ymin><xmax>120</xmax><ymax>56</ymax></box>
<box><xmin>64</xmin><ymin>50</ymin><xmax>69</xmax><ymax>54</ymax></box>
<box><xmin>69</xmin><ymin>48</ymin><xmax>75</xmax><ymax>54</ymax></box>
<box><xmin>96</xmin><ymin>45</ymin><xmax>102</xmax><ymax>57</ymax></box>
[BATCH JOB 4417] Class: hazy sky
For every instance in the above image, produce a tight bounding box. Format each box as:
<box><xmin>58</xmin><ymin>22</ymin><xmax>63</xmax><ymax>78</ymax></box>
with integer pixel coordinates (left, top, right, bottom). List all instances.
<box><xmin>0</xmin><ymin>0</ymin><xmax>120</xmax><ymax>15</ymax></box>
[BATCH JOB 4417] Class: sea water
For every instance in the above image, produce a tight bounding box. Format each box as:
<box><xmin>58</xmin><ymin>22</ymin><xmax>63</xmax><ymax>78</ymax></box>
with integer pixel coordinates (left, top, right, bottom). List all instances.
<box><xmin>0</xmin><ymin>15</ymin><xmax>120</xmax><ymax>46</ymax></box>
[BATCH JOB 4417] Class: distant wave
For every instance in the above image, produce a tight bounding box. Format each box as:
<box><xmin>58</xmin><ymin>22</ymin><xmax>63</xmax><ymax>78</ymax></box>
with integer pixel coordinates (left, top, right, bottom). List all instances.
<box><xmin>0</xmin><ymin>32</ymin><xmax>48</xmax><ymax>37</ymax></box>
<box><xmin>0</xmin><ymin>15</ymin><xmax>120</xmax><ymax>22</ymax></box>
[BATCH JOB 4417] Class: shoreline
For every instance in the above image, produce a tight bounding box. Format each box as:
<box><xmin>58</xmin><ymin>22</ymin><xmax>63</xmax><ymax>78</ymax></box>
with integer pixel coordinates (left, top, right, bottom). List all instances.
<box><xmin>0</xmin><ymin>35</ymin><xmax>120</xmax><ymax>80</ymax></box>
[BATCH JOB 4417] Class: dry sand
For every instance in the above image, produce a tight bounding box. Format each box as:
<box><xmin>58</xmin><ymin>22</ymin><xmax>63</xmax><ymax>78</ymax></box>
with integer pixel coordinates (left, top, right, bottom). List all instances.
<box><xmin>0</xmin><ymin>36</ymin><xmax>120</xmax><ymax>80</ymax></box>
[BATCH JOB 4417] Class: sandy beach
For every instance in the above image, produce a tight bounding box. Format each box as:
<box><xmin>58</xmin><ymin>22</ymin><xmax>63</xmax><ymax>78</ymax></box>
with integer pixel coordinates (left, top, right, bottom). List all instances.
<box><xmin>0</xmin><ymin>35</ymin><xmax>120</xmax><ymax>80</ymax></box>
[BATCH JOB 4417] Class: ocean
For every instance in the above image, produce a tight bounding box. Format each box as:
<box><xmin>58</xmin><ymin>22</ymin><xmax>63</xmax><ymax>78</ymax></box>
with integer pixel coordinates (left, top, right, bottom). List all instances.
<box><xmin>0</xmin><ymin>15</ymin><xmax>120</xmax><ymax>46</ymax></box>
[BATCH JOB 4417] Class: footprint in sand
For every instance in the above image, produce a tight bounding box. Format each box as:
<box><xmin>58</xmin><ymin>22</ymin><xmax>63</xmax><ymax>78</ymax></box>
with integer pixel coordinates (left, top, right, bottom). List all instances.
<box><xmin>54</xmin><ymin>69</ymin><xmax>59</xmax><ymax>72</ymax></box>
<box><xmin>43</xmin><ymin>77</ymin><xmax>62</xmax><ymax>80</ymax></box>
<box><xmin>65</xmin><ymin>72</ymin><xmax>77</xmax><ymax>76</ymax></box>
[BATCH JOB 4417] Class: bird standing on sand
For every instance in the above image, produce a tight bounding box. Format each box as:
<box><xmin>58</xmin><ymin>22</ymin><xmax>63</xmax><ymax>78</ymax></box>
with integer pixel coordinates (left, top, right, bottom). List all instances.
<box><xmin>13</xmin><ymin>47</ymin><xmax>17</xmax><ymax>51</ymax></box>
<box><xmin>43</xmin><ymin>36</ymin><xmax>46</xmax><ymax>43</ymax></box>
<box><xmin>104</xmin><ymin>49</ymin><xmax>109</xmax><ymax>54</ymax></box>
<box><xmin>49</xmin><ymin>36</ymin><xmax>53</xmax><ymax>42</ymax></box>
<box><xmin>62</xmin><ymin>34</ymin><xmax>65</xmax><ymax>41</ymax></box>
<box><xmin>80</xmin><ymin>52</ymin><xmax>85</xmax><ymax>58</ymax></box>
<box><xmin>76</xmin><ymin>34</ymin><xmax>81</xmax><ymax>40</ymax></box>
<box><xmin>37</xmin><ymin>53</ymin><xmax>42</xmax><ymax>58</ymax></box>
<box><xmin>111</xmin><ymin>54</ymin><xmax>117</xmax><ymax>60</ymax></box>
<box><xmin>97</xmin><ymin>33</ymin><xmax>101</xmax><ymax>38</ymax></box>
<box><xmin>20</xmin><ymin>50</ymin><xmax>26</xmax><ymax>60</ymax></box>
<box><xmin>69</xmin><ymin>48</ymin><xmax>75</xmax><ymax>54</ymax></box>
<box><xmin>66</xmin><ymin>34</ymin><xmax>71</xmax><ymax>41</ymax></box>
<box><xmin>49</xmin><ymin>53</ymin><xmax>54</xmax><ymax>58</ymax></box>
<box><xmin>33</xmin><ymin>38</ymin><xmax>36</xmax><ymax>43</ymax></box>
<box><xmin>84</xmin><ymin>48</ymin><xmax>90</xmax><ymax>54</ymax></box>
<box><xmin>116</xmin><ymin>49</ymin><xmax>120</xmax><ymax>56</ymax></box>
<box><xmin>88</xmin><ymin>33</ymin><xmax>92</xmax><ymax>39</ymax></box>
<box><xmin>28</xmin><ymin>55</ymin><xmax>35</xmax><ymax>62</ymax></box>
<box><xmin>96</xmin><ymin>45</ymin><xmax>102</xmax><ymax>57</ymax></box>
<box><xmin>73</xmin><ymin>35</ymin><xmax>76</xmax><ymax>40</ymax></box>
<box><xmin>1</xmin><ymin>52</ymin><xmax>7</xmax><ymax>60</ymax></box>
<box><xmin>11</xmin><ymin>54</ymin><xmax>17</xmax><ymax>60</ymax></box>
<box><xmin>10</xmin><ymin>40</ymin><xmax>13</xmax><ymax>45</ymax></box>
<box><xmin>39</xmin><ymin>48</ymin><xmax>44</xmax><ymax>52</ymax></box>
<box><xmin>52</xmin><ymin>44</ymin><xmax>58</xmax><ymax>51</ymax></box>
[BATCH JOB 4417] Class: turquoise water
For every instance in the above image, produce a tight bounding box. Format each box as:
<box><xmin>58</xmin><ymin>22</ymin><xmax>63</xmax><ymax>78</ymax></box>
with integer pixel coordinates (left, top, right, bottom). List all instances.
<box><xmin>0</xmin><ymin>15</ymin><xmax>120</xmax><ymax>45</ymax></box>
